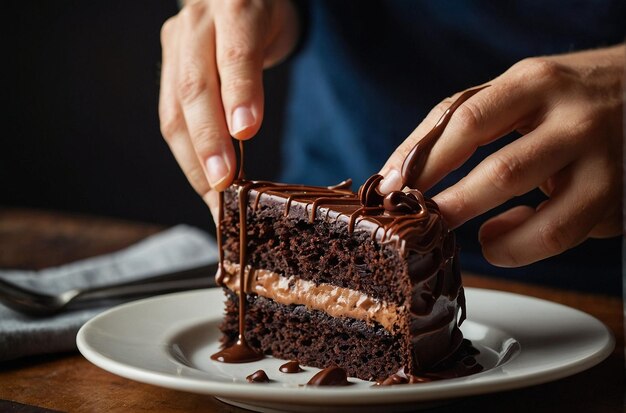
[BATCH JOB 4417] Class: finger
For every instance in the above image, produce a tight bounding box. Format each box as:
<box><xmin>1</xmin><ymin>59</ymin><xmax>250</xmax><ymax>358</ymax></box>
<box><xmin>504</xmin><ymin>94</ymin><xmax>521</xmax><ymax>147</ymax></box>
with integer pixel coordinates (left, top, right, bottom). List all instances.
<box><xmin>160</xmin><ymin>17</ymin><xmax>212</xmax><ymax>197</ymax></box>
<box><xmin>214</xmin><ymin>1</ymin><xmax>266</xmax><ymax>140</ymax></box>
<box><xmin>159</xmin><ymin>15</ymin><xmax>184</xmax><ymax>143</ymax></box>
<box><xmin>432</xmin><ymin>118</ymin><xmax>577</xmax><ymax>229</ymax></box>
<box><xmin>479</xmin><ymin>164</ymin><xmax>604</xmax><ymax>267</ymax></box>
<box><xmin>261</xmin><ymin>0</ymin><xmax>301</xmax><ymax>68</ymax></box>
<box><xmin>167</xmin><ymin>129</ymin><xmax>220</xmax><ymax>223</ymax></box>
<box><xmin>204</xmin><ymin>190</ymin><xmax>220</xmax><ymax>226</ymax></box>
<box><xmin>379</xmin><ymin>97</ymin><xmax>458</xmax><ymax>193</ymax></box>
<box><xmin>167</xmin><ymin>128</ymin><xmax>221</xmax><ymax>223</ymax></box>
<box><xmin>176</xmin><ymin>4</ymin><xmax>235</xmax><ymax>191</ymax></box>
<box><xmin>160</xmin><ymin>16</ymin><xmax>220</xmax><ymax>223</ymax></box>
<box><xmin>380</xmin><ymin>75</ymin><xmax>547</xmax><ymax>193</ymax></box>
<box><xmin>478</xmin><ymin>206</ymin><xmax>535</xmax><ymax>244</ymax></box>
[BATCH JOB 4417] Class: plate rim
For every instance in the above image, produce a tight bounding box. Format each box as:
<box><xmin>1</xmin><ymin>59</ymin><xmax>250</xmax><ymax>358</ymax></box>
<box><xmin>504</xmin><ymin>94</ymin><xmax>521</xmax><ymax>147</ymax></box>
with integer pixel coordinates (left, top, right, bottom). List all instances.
<box><xmin>76</xmin><ymin>287</ymin><xmax>615</xmax><ymax>405</ymax></box>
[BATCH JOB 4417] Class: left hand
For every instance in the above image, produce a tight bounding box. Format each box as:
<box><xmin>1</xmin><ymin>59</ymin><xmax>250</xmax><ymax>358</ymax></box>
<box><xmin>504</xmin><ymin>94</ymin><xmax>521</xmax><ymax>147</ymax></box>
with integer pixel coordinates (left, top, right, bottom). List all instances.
<box><xmin>378</xmin><ymin>44</ymin><xmax>624</xmax><ymax>267</ymax></box>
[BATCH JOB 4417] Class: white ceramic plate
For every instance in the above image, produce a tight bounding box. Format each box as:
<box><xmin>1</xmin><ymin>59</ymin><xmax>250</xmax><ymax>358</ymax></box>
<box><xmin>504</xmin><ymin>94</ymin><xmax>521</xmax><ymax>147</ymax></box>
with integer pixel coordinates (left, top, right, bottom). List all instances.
<box><xmin>77</xmin><ymin>288</ymin><xmax>614</xmax><ymax>413</ymax></box>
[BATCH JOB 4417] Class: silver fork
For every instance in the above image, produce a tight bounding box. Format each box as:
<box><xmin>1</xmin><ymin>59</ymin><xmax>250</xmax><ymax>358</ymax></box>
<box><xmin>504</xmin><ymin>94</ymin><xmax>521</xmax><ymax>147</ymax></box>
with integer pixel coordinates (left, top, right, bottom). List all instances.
<box><xmin>0</xmin><ymin>262</ymin><xmax>219</xmax><ymax>316</ymax></box>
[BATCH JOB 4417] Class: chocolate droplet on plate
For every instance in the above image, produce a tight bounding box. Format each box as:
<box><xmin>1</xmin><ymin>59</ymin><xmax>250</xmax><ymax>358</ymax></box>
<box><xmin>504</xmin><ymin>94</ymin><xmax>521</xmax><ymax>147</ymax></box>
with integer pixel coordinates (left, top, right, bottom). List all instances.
<box><xmin>279</xmin><ymin>360</ymin><xmax>304</xmax><ymax>373</ymax></box>
<box><xmin>307</xmin><ymin>366</ymin><xmax>350</xmax><ymax>386</ymax></box>
<box><xmin>211</xmin><ymin>338</ymin><xmax>264</xmax><ymax>363</ymax></box>
<box><xmin>374</xmin><ymin>367</ymin><xmax>432</xmax><ymax>386</ymax></box>
<box><xmin>246</xmin><ymin>370</ymin><xmax>270</xmax><ymax>383</ymax></box>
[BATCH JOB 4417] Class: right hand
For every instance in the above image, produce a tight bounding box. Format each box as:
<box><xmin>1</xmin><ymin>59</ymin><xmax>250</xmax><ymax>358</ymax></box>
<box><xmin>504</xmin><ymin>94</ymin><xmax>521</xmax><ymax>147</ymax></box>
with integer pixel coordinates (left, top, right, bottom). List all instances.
<box><xmin>159</xmin><ymin>0</ymin><xmax>300</xmax><ymax>217</ymax></box>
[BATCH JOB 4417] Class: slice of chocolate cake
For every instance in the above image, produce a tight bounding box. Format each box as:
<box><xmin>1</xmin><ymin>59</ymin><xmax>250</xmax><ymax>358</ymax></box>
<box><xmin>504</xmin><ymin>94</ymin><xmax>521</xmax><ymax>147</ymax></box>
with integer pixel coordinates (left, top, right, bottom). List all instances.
<box><xmin>211</xmin><ymin>86</ymin><xmax>488</xmax><ymax>382</ymax></box>
<box><xmin>213</xmin><ymin>177</ymin><xmax>465</xmax><ymax>381</ymax></box>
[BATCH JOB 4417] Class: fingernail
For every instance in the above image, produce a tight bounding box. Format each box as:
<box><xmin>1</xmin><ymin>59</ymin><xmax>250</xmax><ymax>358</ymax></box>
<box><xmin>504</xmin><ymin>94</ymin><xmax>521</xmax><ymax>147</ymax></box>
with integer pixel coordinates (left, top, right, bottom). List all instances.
<box><xmin>206</xmin><ymin>155</ymin><xmax>230</xmax><ymax>188</ymax></box>
<box><xmin>231</xmin><ymin>106</ymin><xmax>255</xmax><ymax>137</ymax></box>
<box><xmin>378</xmin><ymin>170</ymin><xmax>402</xmax><ymax>193</ymax></box>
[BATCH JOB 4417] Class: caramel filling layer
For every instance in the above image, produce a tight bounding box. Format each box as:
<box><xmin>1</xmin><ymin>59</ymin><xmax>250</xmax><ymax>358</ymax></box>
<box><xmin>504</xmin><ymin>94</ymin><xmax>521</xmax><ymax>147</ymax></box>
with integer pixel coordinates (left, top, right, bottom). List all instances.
<box><xmin>221</xmin><ymin>261</ymin><xmax>402</xmax><ymax>332</ymax></box>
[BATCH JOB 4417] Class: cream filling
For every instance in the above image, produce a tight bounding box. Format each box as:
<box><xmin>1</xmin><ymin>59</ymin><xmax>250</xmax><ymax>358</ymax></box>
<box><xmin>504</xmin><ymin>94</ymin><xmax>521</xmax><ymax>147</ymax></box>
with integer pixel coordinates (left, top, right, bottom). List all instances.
<box><xmin>221</xmin><ymin>261</ymin><xmax>402</xmax><ymax>332</ymax></box>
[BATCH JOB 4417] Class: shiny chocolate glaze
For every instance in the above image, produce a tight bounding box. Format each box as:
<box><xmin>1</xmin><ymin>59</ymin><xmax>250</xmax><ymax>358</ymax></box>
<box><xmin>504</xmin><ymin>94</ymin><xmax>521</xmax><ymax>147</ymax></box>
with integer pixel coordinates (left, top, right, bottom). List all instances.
<box><xmin>374</xmin><ymin>339</ymin><xmax>483</xmax><ymax>386</ymax></box>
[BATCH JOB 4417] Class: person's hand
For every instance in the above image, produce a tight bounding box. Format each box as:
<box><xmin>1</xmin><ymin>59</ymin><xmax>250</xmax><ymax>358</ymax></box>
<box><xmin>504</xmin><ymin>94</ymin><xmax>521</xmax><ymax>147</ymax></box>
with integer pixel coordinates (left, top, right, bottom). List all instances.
<box><xmin>379</xmin><ymin>44</ymin><xmax>624</xmax><ymax>267</ymax></box>
<box><xmin>159</xmin><ymin>0</ymin><xmax>299</xmax><ymax>217</ymax></box>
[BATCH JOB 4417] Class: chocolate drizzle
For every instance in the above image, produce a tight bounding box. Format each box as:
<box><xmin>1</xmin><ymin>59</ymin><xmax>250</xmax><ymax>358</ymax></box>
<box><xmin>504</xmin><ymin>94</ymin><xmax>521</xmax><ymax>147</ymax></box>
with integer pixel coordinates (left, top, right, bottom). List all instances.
<box><xmin>400</xmin><ymin>85</ymin><xmax>490</xmax><ymax>189</ymax></box>
<box><xmin>211</xmin><ymin>144</ymin><xmax>263</xmax><ymax>364</ymax></box>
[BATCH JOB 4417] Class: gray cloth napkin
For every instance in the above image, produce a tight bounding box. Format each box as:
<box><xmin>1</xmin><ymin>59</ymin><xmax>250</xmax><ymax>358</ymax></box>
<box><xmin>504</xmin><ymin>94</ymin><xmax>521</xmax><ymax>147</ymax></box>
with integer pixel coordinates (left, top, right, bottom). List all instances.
<box><xmin>0</xmin><ymin>225</ymin><xmax>219</xmax><ymax>362</ymax></box>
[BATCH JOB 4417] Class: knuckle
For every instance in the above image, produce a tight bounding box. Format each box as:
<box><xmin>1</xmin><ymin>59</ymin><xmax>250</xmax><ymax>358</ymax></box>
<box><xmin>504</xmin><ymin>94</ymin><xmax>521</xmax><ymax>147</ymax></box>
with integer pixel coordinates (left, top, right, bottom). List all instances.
<box><xmin>224</xmin><ymin>0</ymin><xmax>253</xmax><ymax>14</ymax></box>
<box><xmin>189</xmin><ymin>128</ymin><xmax>223</xmax><ymax>156</ymax></box>
<box><xmin>571</xmin><ymin>112</ymin><xmax>601</xmax><ymax>138</ymax></box>
<box><xmin>514</xmin><ymin>57</ymin><xmax>565</xmax><ymax>85</ymax></box>
<box><xmin>443</xmin><ymin>189</ymin><xmax>471</xmax><ymax>224</ymax></box>
<box><xmin>159</xmin><ymin>108</ymin><xmax>184</xmax><ymax>141</ymax></box>
<box><xmin>160</xmin><ymin>17</ymin><xmax>177</xmax><ymax>43</ymax></box>
<box><xmin>538</xmin><ymin>222</ymin><xmax>571</xmax><ymax>255</ymax></box>
<box><xmin>453</xmin><ymin>101</ymin><xmax>483</xmax><ymax>133</ymax></box>
<box><xmin>482</xmin><ymin>155</ymin><xmax>522</xmax><ymax>194</ymax></box>
<box><xmin>431</xmin><ymin>99</ymin><xmax>452</xmax><ymax>119</ymax></box>
<box><xmin>220</xmin><ymin>43</ymin><xmax>256</xmax><ymax>68</ymax></box>
<box><xmin>177</xmin><ymin>66</ymin><xmax>208</xmax><ymax>104</ymax></box>
<box><xmin>221</xmin><ymin>76</ymin><xmax>255</xmax><ymax>95</ymax></box>
<box><xmin>179</xmin><ymin>1</ymin><xmax>209</xmax><ymax>24</ymax></box>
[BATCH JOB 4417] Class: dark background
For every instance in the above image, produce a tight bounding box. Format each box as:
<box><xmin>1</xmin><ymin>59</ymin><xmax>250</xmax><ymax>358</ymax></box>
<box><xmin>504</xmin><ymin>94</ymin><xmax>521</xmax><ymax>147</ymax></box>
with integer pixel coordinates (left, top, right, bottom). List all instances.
<box><xmin>3</xmin><ymin>1</ymin><xmax>623</xmax><ymax>296</ymax></box>
<box><xmin>3</xmin><ymin>0</ymin><xmax>288</xmax><ymax>234</ymax></box>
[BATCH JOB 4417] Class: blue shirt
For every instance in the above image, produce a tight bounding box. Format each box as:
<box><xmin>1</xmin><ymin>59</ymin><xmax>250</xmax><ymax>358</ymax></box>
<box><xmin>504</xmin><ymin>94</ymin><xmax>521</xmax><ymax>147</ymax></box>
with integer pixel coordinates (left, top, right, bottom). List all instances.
<box><xmin>280</xmin><ymin>1</ymin><xmax>625</xmax><ymax>295</ymax></box>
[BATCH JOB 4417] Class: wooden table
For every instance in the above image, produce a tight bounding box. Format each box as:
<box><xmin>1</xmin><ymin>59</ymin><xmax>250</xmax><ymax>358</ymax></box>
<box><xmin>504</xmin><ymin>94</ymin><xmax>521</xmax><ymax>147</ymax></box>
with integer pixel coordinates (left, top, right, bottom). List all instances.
<box><xmin>0</xmin><ymin>208</ymin><xmax>623</xmax><ymax>412</ymax></box>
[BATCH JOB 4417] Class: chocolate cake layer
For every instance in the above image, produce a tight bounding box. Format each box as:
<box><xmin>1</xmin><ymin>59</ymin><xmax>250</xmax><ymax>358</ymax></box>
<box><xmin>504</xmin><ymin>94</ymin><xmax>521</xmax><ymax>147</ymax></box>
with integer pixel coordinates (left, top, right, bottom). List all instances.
<box><xmin>220</xmin><ymin>291</ymin><xmax>409</xmax><ymax>381</ymax></box>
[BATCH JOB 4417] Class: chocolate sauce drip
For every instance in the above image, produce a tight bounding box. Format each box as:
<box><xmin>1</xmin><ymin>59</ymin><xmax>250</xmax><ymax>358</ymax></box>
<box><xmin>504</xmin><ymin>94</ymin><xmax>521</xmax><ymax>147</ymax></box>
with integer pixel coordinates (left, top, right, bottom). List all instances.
<box><xmin>306</xmin><ymin>366</ymin><xmax>351</xmax><ymax>386</ymax></box>
<box><xmin>210</xmin><ymin>337</ymin><xmax>263</xmax><ymax>363</ymax></box>
<box><xmin>401</xmin><ymin>85</ymin><xmax>490</xmax><ymax>188</ymax></box>
<box><xmin>246</xmin><ymin>370</ymin><xmax>270</xmax><ymax>383</ymax></box>
<box><xmin>211</xmin><ymin>145</ymin><xmax>263</xmax><ymax>364</ymax></box>
<box><xmin>215</xmin><ymin>191</ymin><xmax>226</xmax><ymax>286</ymax></box>
<box><xmin>237</xmin><ymin>140</ymin><xmax>246</xmax><ymax>180</ymax></box>
<box><xmin>279</xmin><ymin>360</ymin><xmax>304</xmax><ymax>373</ymax></box>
